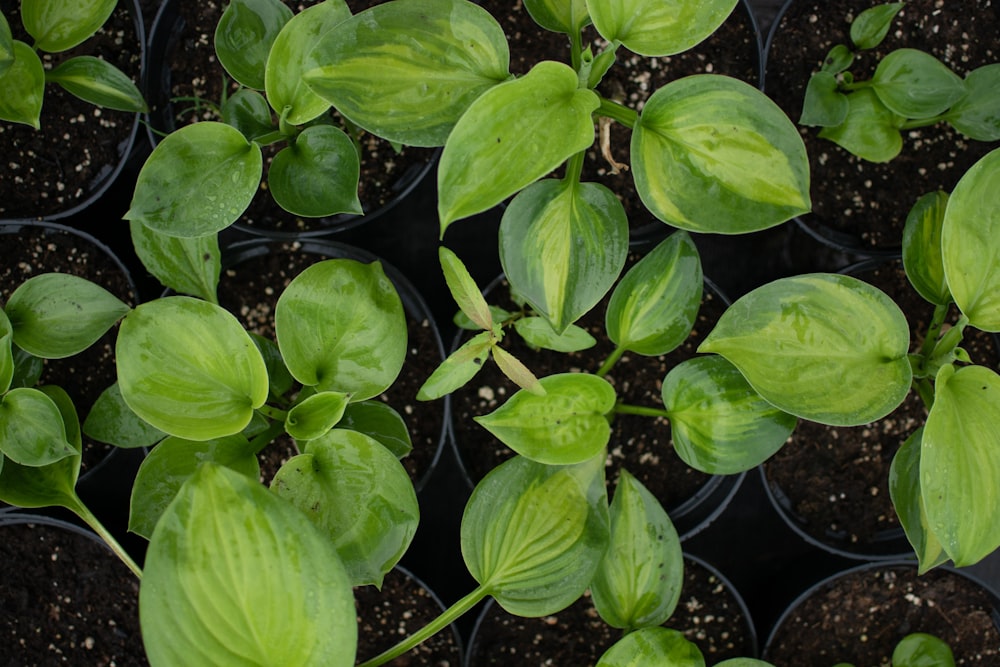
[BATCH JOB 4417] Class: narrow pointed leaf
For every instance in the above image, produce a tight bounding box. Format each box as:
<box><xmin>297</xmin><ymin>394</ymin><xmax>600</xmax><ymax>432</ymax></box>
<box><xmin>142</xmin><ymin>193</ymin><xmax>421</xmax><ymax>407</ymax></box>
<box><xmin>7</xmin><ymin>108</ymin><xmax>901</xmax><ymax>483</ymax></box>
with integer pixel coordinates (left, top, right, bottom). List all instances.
<box><xmin>945</xmin><ymin>64</ymin><xmax>1000</xmax><ymax>141</ymax></box>
<box><xmin>46</xmin><ymin>56</ymin><xmax>147</xmax><ymax>112</ymax></box>
<box><xmin>141</xmin><ymin>464</ymin><xmax>357</xmax><ymax>666</ymax></box>
<box><xmin>499</xmin><ymin>179</ymin><xmax>628</xmax><ymax>333</ymax></box>
<box><xmin>129</xmin><ymin>220</ymin><xmax>221</xmax><ymax>303</ymax></box>
<box><xmin>220</xmin><ymin>88</ymin><xmax>274</xmax><ymax>141</ymax></box>
<box><xmin>588</xmin><ymin>0</ymin><xmax>737</xmax><ymax>57</ymax></box>
<box><xmin>0</xmin><ymin>387</ymin><xmax>75</xmax><ymax>466</ymax></box>
<box><xmin>514</xmin><ymin>317</ymin><xmax>596</xmax><ymax>353</ymax></box>
<box><xmin>524</xmin><ymin>0</ymin><xmax>590</xmax><ymax>34</ymax></box>
<box><xmin>461</xmin><ymin>454</ymin><xmax>609</xmax><ymax>616</ymax></box>
<box><xmin>597</xmin><ymin>627</ymin><xmax>706</xmax><ymax>667</ymax></box>
<box><xmin>889</xmin><ymin>428</ymin><xmax>948</xmax><ymax>573</ymax></box>
<box><xmin>0</xmin><ymin>41</ymin><xmax>44</xmax><ymax>128</ymax></box>
<box><xmin>285</xmin><ymin>390</ymin><xmax>349</xmax><ymax>441</ymax></box>
<box><xmin>214</xmin><ymin>0</ymin><xmax>293</xmax><ymax>90</ymax></box>
<box><xmin>22</xmin><ymin>0</ymin><xmax>115</xmax><ymax>52</ymax></box>
<box><xmin>699</xmin><ymin>274</ymin><xmax>912</xmax><ymax>426</ymax></box>
<box><xmin>268</xmin><ymin>125</ymin><xmax>362</xmax><ymax>217</ymax></box>
<box><xmin>491</xmin><ymin>345</ymin><xmax>544</xmax><ymax>395</ymax></box>
<box><xmin>818</xmin><ymin>88</ymin><xmax>904</xmax><ymax>163</ymax></box>
<box><xmin>902</xmin><ymin>191</ymin><xmax>950</xmax><ymax>306</ymax></box>
<box><xmin>338</xmin><ymin>400</ymin><xmax>412</xmax><ymax>458</ymax></box>
<box><xmin>633</xmin><ymin>75</ymin><xmax>810</xmax><ymax>233</ymax></box>
<box><xmin>439</xmin><ymin>60</ymin><xmax>600</xmax><ymax>231</ymax></box>
<box><xmin>849</xmin><ymin>3</ymin><xmax>903</xmax><ymax>50</ymax></box>
<box><xmin>416</xmin><ymin>331</ymin><xmax>493</xmax><ymax>400</ymax></box>
<box><xmin>800</xmin><ymin>71</ymin><xmax>849</xmax><ymax>127</ymax></box>
<box><xmin>83</xmin><ymin>382</ymin><xmax>166</xmax><ymax>449</ymax></box>
<box><xmin>474</xmin><ymin>372</ymin><xmax>615</xmax><ymax>465</ymax></box>
<box><xmin>872</xmin><ymin>49</ymin><xmax>965</xmax><ymax>120</ymax></box>
<box><xmin>440</xmin><ymin>246</ymin><xmax>493</xmax><ymax>331</ymax></box>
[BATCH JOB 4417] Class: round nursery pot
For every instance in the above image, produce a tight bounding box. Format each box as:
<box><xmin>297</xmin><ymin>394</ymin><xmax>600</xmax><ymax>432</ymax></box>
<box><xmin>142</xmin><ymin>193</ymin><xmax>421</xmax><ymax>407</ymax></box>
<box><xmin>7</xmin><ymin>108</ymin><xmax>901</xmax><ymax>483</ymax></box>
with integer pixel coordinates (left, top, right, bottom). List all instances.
<box><xmin>448</xmin><ymin>261</ymin><xmax>744</xmax><ymax>542</ymax></box>
<box><xmin>217</xmin><ymin>238</ymin><xmax>449</xmax><ymax>493</ymax></box>
<box><xmin>763</xmin><ymin>0</ymin><xmax>1000</xmax><ymax>255</ymax></box>
<box><xmin>762</xmin><ymin>560</ymin><xmax>1000</xmax><ymax>666</ymax></box>
<box><xmin>143</xmin><ymin>0</ymin><xmax>438</xmax><ymax>239</ymax></box>
<box><xmin>0</xmin><ymin>0</ymin><xmax>145</xmax><ymax>222</ymax></box>
<box><xmin>465</xmin><ymin>554</ymin><xmax>757</xmax><ymax>666</ymax></box>
<box><xmin>477</xmin><ymin>0</ymin><xmax>765</xmax><ymax>244</ymax></box>
<box><xmin>761</xmin><ymin>258</ymin><xmax>1000</xmax><ymax>560</ymax></box>
<box><xmin>0</xmin><ymin>510</ymin><xmax>146</xmax><ymax>665</ymax></box>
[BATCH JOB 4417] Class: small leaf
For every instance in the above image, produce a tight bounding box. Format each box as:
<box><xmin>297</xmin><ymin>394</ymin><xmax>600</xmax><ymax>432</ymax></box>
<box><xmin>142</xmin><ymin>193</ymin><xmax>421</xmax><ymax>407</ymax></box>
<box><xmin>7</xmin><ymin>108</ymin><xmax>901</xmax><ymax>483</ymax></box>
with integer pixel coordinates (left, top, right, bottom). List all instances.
<box><xmin>893</xmin><ymin>633</ymin><xmax>955</xmax><ymax>667</ymax></box>
<box><xmin>850</xmin><ymin>3</ymin><xmax>903</xmax><ymax>50</ymax></box>
<box><xmin>945</xmin><ymin>64</ymin><xmax>1000</xmax><ymax>141</ymax></box>
<box><xmin>902</xmin><ymin>191</ymin><xmax>951</xmax><ymax>306</ymax></box>
<box><xmin>514</xmin><ymin>317</ymin><xmax>596</xmax><ymax>353</ymax></box>
<box><xmin>439</xmin><ymin>247</ymin><xmax>494</xmax><ymax>331</ymax></box>
<box><xmin>83</xmin><ymin>382</ymin><xmax>167</xmax><ymax>449</ymax></box>
<box><xmin>9</xmin><ymin>346</ymin><xmax>43</xmax><ymax>390</ymax></box>
<box><xmin>6</xmin><ymin>273</ymin><xmax>129</xmax><ymax>359</ymax></box>
<box><xmin>588</xmin><ymin>0</ymin><xmax>737</xmax><ymax>56</ymax></box>
<box><xmin>268</xmin><ymin>125</ymin><xmax>362</xmax><ymax>217</ymax></box>
<box><xmin>214</xmin><ymin>0</ymin><xmax>293</xmax><ymax>90</ymax></box>
<box><xmin>889</xmin><ymin>428</ymin><xmax>948</xmax><ymax>573</ymax></box>
<box><xmin>474</xmin><ymin>372</ymin><xmax>616</xmax><ymax>465</ymax></box>
<box><xmin>416</xmin><ymin>331</ymin><xmax>494</xmax><ymax>401</ymax></box>
<box><xmin>129</xmin><ymin>221</ymin><xmax>221</xmax><ymax>303</ymax></box>
<box><xmin>22</xmin><ymin>0</ymin><xmax>116</xmax><ymax>52</ymax></box>
<box><xmin>0</xmin><ymin>387</ymin><xmax>75</xmax><ymax>466</ymax></box>
<box><xmin>221</xmin><ymin>88</ymin><xmax>274</xmax><ymax>141</ymax></box>
<box><xmin>0</xmin><ymin>310</ymin><xmax>13</xmax><ymax>393</ymax></box>
<box><xmin>46</xmin><ymin>56</ymin><xmax>147</xmax><ymax>112</ymax></box>
<box><xmin>821</xmin><ymin>44</ymin><xmax>855</xmax><ymax>74</ymax></box>
<box><xmin>818</xmin><ymin>88</ymin><xmax>903</xmax><ymax>162</ymax></box>
<box><xmin>0</xmin><ymin>41</ymin><xmax>44</xmax><ymax>129</ymax></box>
<box><xmin>338</xmin><ymin>400</ymin><xmax>412</xmax><ymax>459</ymax></box>
<box><xmin>285</xmin><ymin>390</ymin><xmax>349</xmax><ymax>441</ymax></box>
<box><xmin>491</xmin><ymin>345</ymin><xmax>544</xmax><ymax>395</ymax></box>
<box><xmin>800</xmin><ymin>71</ymin><xmax>849</xmax><ymax>127</ymax></box>
<box><xmin>524</xmin><ymin>0</ymin><xmax>590</xmax><ymax>34</ymax></box>
<box><xmin>872</xmin><ymin>49</ymin><xmax>966</xmax><ymax>120</ymax></box>
<box><xmin>596</xmin><ymin>627</ymin><xmax>706</xmax><ymax>667</ymax></box>
<box><xmin>461</xmin><ymin>454</ymin><xmax>609</xmax><ymax>616</ymax></box>
<box><xmin>140</xmin><ymin>464</ymin><xmax>357</xmax><ymax>666</ymax></box>
<box><xmin>455</xmin><ymin>305</ymin><xmax>514</xmax><ymax>331</ymax></box>
<box><xmin>271</xmin><ymin>430</ymin><xmax>418</xmax><ymax>587</ymax></box>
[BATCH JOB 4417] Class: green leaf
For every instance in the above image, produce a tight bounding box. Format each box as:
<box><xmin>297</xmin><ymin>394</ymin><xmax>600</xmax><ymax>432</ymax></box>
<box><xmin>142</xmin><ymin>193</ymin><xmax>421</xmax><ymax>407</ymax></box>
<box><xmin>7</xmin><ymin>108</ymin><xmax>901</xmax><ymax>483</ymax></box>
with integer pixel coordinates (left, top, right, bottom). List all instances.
<box><xmin>83</xmin><ymin>382</ymin><xmax>167</xmax><ymax>449</ymax></box>
<box><xmin>9</xmin><ymin>346</ymin><xmax>43</xmax><ymax>390</ymax></box>
<box><xmin>499</xmin><ymin>179</ymin><xmax>628</xmax><ymax>333</ymax></box>
<box><xmin>525</xmin><ymin>0</ymin><xmax>590</xmax><ymax>33</ymax></box>
<box><xmin>141</xmin><ymin>464</ymin><xmax>357</xmax><ymax>667</ymax></box>
<box><xmin>221</xmin><ymin>88</ymin><xmax>274</xmax><ymax>141</ymax></box>
<box><xmin>514</xmin><ymin>317</ymin><xmax>596</xmax><ymax>353</ymax></box>
<box><xmin>941</xmin><ymin>148</ymin><xmax>1000</xmax><ymax>331</ymax></box>
<box><xmin>268</xmin><ymin>124</ymin><xmax>362</xmax><ymax>217</ymax></box>
<box><xmin>0</xmin><ymin>41</ymin><xmax>44</xmax><ymax>129</ymax></box>
<box><xmin>715</xmin><ymin>660</ymin><xmax>776</xmax><ymax>667</ymax></box>
<box><xmin>0</xmin><ymin>310</ymin><xmax>13</xmax><ymax>394</ymax></box>
<box><xmin>818</xmin><ymin>88</ymin><xmax>904</xmax><ymax>162</ymax></box>
<box><xmin>214</xmin><ymin>0</ymin><xmax>293</xmax><ymax>90</ymax></box>
<box><xmin>699</xmin><ymin>273</ymin><xmax>912</xmax><ymax>426</ymax></box>
<box><xmin>893</xmin><ymin>633</ymin><xmax>955</xmax><ymax>667</ymax></box>
<box><xmin>129</xmin><ymin>220</ymin><xmax>221</xmax><ymax>303</ymax></box>
<box><xmin>872</xmin><ymin>49</ymin><xmax>965</xmax><ymax>119</ymax></box>
<box><xmin>416</xmin><ymin>330</ymin><xmax>494</xmax><ymax>401</ymax></box>
<box><xmin>249</xmin><ymin>333</ymin><xmax>294</xmax><ymax>397</ymax></box>
<box><xmin>271</xmin><ymin>429</ymin><xmax>418</xmax><ymax>587</ymax></box>
<box><xmin>632</xmin><ymin>75</ymin><xmax>810</xmax><ymax>234</ymax></box>
<box><xmin>0</xmin><ymin>13</ymin><xmax>13</xmax><ymax>76</ymax></box>
<box><xmin>461</xmin><ymin>454</ymin><xmax>609</xmax><ymax>616</ymax></box>
<box><xmin>275</xmin><ymin>259</ymin><xmax>407</xmax><ymax>399</ymax></box>
<box><xmin>338</xmin><ymin>400</ymin><xmax>412</xmax><ymax>458</ymax></box>
<box><xmin>116</xmin><ymin>297</ymin><xmax>269</xmax><ymax>440</ymax></box>
<box><xmin>591</xmin><ymin>470</ymin><xmax>682</xmax><ymax>630</ymax></box>
<box><xmin>588</xmin><ymin>0</ymin><xmax>737</xmax><ymax>57</ymax></box>
<box><xmin>889</xmin><ymin>428</ymin><xmax>948</xmax><ymax>573</ymax></box>
<box><xmin>438</xmin><ymin>60</ymin><xmax>600</xmax><ymax>232</ymax></box>
<box><xmin>800</xmin><ymin>71</ymin><xmax>849</xmax><ymax>127</ymax></box>
<box><xmin>491</xmin><ymin>345</ymin><xmax>544</xmax><ymax>395</ymax></box>
<box><xmin>440</xmin><ymin>247</ymin><xmax>494</xmax><ymax>331</ymax></box>
<box><xmin>6</xmin><ymin>273</ymin><xmax>129</xmax><ymax>359</ymax></box>
<box><xmin>264</xmin><ymin>0</ymin><xmax>350</xmax><ymax>125</ymax></box>
<box><xmin>128</xmin><ymin>435</ymin><xmax>259</xmax><ymax>539</ymax></box>
<box><xmin>921</xmin><ymin>364</ymin><xmax>1000</xmax><ymax>566</ymax></box>
<box><xmin>596</xmin><ymin>627</ymin><xmax>705</xmax><ymax>667</ymax></box>
<box><xmin>902</xmin><ymin>191</ymin><xmax>951</xmax><ymax>306</ymax></box>
<box><xmin>305</xmin><ymin>0</ymin><xmax>510</xmax><ymax>147</ymax></box>
<box><xmin>821</xmin><ymin>44</ymin><xmax>855</xmax><ymax>74</ymax></box>
<box><xmin>663</xmin><ymin>356</ymin><xmax>796</xmax><ymax>475</ymax></box>
<box><xmin>945</xmin><ymin>64</ymin><xmax>1000</xmax><ymax>141</ymax></box>
<box><xmin>22</xmin><ymin>0</ymin><xmax>115</xmax><ymax>52</ymax></box>
<box><xmin>285</xmin><ymin>390</ymin><xmax>349</xmax><ymax>441</ymax></box>
<box><xmin>126</xmin><ymin>122</ymin><xmax>263</xmax><ymax>237</ymax></box>
<box><xmin>474</xmin><ymin>372</ymin><xmax>615</xmax><ymax>465</ymax></box>
<box><xmin>455</xmin><ymin>305</ymin><xmax>514</xmax><ymax>331</ymax></box>
<box><xmin>46</xmin><ymin>56</ymin><xmax>147</xmax><ymax>112</ymax></box>
<box><xmin>0</xmin><ymin>387</ymin><xmax>75</xmax><ymax>466</ymax></box>
<box><xmin>606</xmin><ymin>231</ymin><xmax>702</xmax><ymax>356</ymax></box>
<box><xmin>849</xmin><ymin>3</ymin><xmax>903</xmax><ymax>50</ymax></box>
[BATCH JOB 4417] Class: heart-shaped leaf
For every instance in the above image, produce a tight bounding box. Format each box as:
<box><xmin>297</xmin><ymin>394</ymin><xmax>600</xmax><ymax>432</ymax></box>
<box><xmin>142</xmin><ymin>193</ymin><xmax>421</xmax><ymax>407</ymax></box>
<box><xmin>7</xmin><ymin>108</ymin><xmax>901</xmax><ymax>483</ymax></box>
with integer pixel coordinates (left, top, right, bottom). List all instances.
<box><xmin>221</xmin><ymin>88</ymin><xmax>274</xmax><ymax>141</ymax></box>
<box><xmin>285</xmin><ymin>390</ymin><xmax>349</xmax><ymax>441</ymax></box>
<box><xmin>945</xmin><ymin>64</ymin><xmax>1000</xmax><ymax>141</ymax></box>
<box><xmin>524</xmin><ymin>0</ymin><xmax>590</xmax><ymax>34</ymax></box>
<box><xmin>22</xmin><ymin>0</ymin><xmax>116</xmax><ymax>52</ymax></box>
<box><xmin>818</xmin><ymin>88</ymin><xmax>904</xmax><ymax>162</ymax></box>
<box><xmin>587</xmin><ymin>0</ymin><xmax>737</xmax><ymax>56</ymax></box>
<box><xmin>268</xmin><ymin>124</ymin><xmax>362</xmax><ymax>217</ymax></box>
<box><xmin>800</xmin><ymin>71</ymin><xmax>849</xmax><ymax>127</ymax></box>
<box><xmin>141</xmin><ymin>464</ymin><xmax>357</xmax><ymax>666</ymax></box>
<box><xmin>214</xmin><ymin>0</ymin><xmax>293</xmax><ymax>90</ymax></box>
<box><xmin>889</xmin><ymin>428</ymin><xmax>948</xmax><ymax>573</ymax></box>
<box><xmin>46</xmin><ymin>56</ymin><xmax>147</xmax><ymax>112</ymax></box>
<box><xmin>0</xmin><ymin>41</ymin><xmax>44</xmax><ymax>129</ymax></box>
<box><xmin>338</xmin><ymin>400</ymin><xmax>412</xmax><ymax>458</ymax></box>
<box><xmin>872</xmin><ymin>49</ymin><xmax>965</xmax><ymax>120</ymax></box>
<box><xmin>699</xmin><ymin>273</ymin><xmax>912</xmax><ymax>426</ymax></box>
<box><xmin>83</xmin><ymin>382</ymin><xmax>166</xmax><ymax>449</ymax></box>
<box><xmin>633</xmin><ymin>75</ymin><xmax>810</xmax><ymax>233</ymax></box>
<box><xmin>849</xmin><ymin>3</ymin><xmax>903</xmax><ymax>50</ymax></box>
<box><xmin>902</xmin><ymin>191</ymin><xmax>950</xmax><ymax>306</ymax></box>
<box><xmin>0</xmin><ymin>387</ymin><xmax>75</xmax><ymax>466</ymax></box>
<box><xmin>597</xmin><ymin>627</ymin><xmax>705</xmax><ymax>667</ymax></box>
<box><xmin>129</xmin><ymin>221</ymin><xmax>221</xmax><ymax>303</ymax></box>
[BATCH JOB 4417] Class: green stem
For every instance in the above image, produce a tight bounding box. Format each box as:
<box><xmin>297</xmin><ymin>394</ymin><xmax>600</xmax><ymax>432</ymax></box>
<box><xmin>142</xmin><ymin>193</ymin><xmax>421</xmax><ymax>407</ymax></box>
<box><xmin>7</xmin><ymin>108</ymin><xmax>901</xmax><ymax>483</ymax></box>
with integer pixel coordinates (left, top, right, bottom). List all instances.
<box><xmin>839</xmin><ymin>79</ymin><xmax>875</xmax><ymax>92</ymax></box>
<box><xmin>252</xmin><ymin>130</ymin><xmax>288</xmax><ymax>147</ymax></box>
<box><xmin>596</xmin><ymin>346</ymin><xmax>626</xmax><ymax>377</ymax></box>
<box><xmin>257</xmin><ymin>404</ymin><xmax>288</xmax><ymax>422</ymax></box>
<box><xmin>614</xmin><ymin>403</ymin><xmax>670</xmax><ymax>419</ymax></box>
<box><xmin>914</xmin><ymin>377</ymin><xmax>935</xmax><ymax>412</ymax></box>
<box><xmin>900</xmin><ymin>115</ymin><xmax>948</xmax><ymax>130</ymax></box>
<box><xmin>249</xmin><ymin>419</ymin><xmax>287</xmax><ymax>454</ymax></box>
<box><xmin>919</xmin><ymin>303</ymin><xmax>950</xmax><ymax>360</ymax></box>
<box><xmin>357</xmin><ymin>586</ymin><xmax>490</xmax><ymax>667</ymax></box>
<box><xmin>570</xmin><ymin>29</ymin><xmax>583</xmax><ymax>71</ymax></box>
<box><xmin>596</xmin><ymin>97</ymin><xmax>638</xmax><ymax>130</ymax></box>
<box><xmin>564</xmin><ymin>150</ymin><xmax>585</xmax><ymax>187</ymax></box>
<box><xmin>73</xmin><ymin>502</ymin><xmax>143</xmax><ymax>579</ymax></box>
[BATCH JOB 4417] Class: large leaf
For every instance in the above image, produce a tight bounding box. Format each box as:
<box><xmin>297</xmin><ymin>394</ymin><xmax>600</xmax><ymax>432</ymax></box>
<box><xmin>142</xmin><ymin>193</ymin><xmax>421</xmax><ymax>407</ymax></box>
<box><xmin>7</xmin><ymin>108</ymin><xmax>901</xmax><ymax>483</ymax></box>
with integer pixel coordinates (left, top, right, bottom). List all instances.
<box><xmin>921</xmin><ymin>364</ymin><xmax>1000</xmax><ymax>566</ymax></box>
<box><xmin>275</xmin><ymin>259</ymin><xmax>406</xmax><ymax>399</ymax></box>
<box><xmin>524</xmin><ymin>0</ymin><xmax>590</xmax><ymax>34</ymax></box>
<box><xmin>129</xmin><ymin>220</ymin><xmax>221</xmax><ymax>303</ymax></box>
<box><xmin>597</xmin><ymin>627</ymin><xmax>705</xmax><ymax>667</ymax></box>
<box><xmin>591</xmin><ymin>470</ymin><xmax>683</xmax><ymax>630</ymax></box>
<box><xmin>0</xmin><ymin>387</ymin><xmax>75</xmax><ymax>466</ymax></box>
<box><xmin>945</xmin><ymin>64</ymin><xmax>1000</xmax><ymax>141</ymax></box>
<box><xmin>265</xmin><ymin>0</ymin><xmax>349</xmax><ymax>124</ymax></box>
<box><xmin>214</xmin><ymin>0</ymin><xmax>293</xmax><ymax>90</ymax></box>
<box><xmin>438</xmin><ymin>60</ymin><xmax>600</xmax><ymax>232</ymax></box>
<box><xmin>871</xmin><ymin>49</ymin><xmax>966</xmax><ymax>120</ymax></box>
<box><xmin>461</xmin><ymin>454</ymin><xmax>609</xmax><ymax>616</ymax></box>
<box><xmin>126</xmin><ymin>122</ymin><xmax>263</xmax><ymax>237</ymax></box>
<box><xmin>902</xmin><ymin>191</ymin><xmax>951</xmax><ymax>306</ymax></box>
<box><xmin>818</xmin><ymin>88</ymin><xmax>904</xmax><ymax>163</ymax></box>
<box><xmin>83</xmin><ymin>382</ymin><xmax>167</xmax><ymax>449</ymax></box>
<box><xmin>499</xmin><ymin>179</ymin><xmax>628</xmax><ymax>333</ymax></box>
<box><xmin>6</xmin><ymin>273</ymin><xmax>129</xmax><ymax>359</ymax></box>
<box><xmin>46</xmin><ymin>56</ymin><xmax>147</xmax><ymax>112</ymax></box>
<box><xmin>305</xmin><ymin>0</ymin><xmax>510</xmax><ymax>147</ymax></box>
<box><xmin>141</xmin><ymin>464</ymin><xmax>357</xmax><ymax>667</ymax></box>
<box><xmin>663</xmin><ymin>356</ymin><xmax>796</xmax><ymax>474</ymax></box>
<box><xmin>267</xmin><ymin>124</ymin><xmax>362</xmax><ymax>217</ymax></box>
<box><xmin>116</xmin><ymin>297</ymin><xmax>269</xmax><ymax>440</ymax></box>
<box><xmin>941</xmin><ymin>148</ymin><xmax>1000</xmax><ymax>331</ymax></box>
<box><xmin>606</xmin><ymin>231</ymin><xmax>702</xmax><ymax>356</ymax></box>
<box><xmin>632</xmin><ymin>75</ymin><xmax>810</xmax><ymax>234</ymax></box>
<box><xmin>587</xmin><ymin>0</ymin><xmax>737</xmax><ymax>57</ymax></box>
<box><xmin>888</xmin><ymin>428</ymin><xmax>948</xmax><ymax>573</ymax></box>
<box><xmin>0</xmin><ymin>41</ymin><xmax>44</xmax><ymax>129</ymax></box>
<box><xmin>22</xmin><ymin>0</ymin><xmax>116</xmax><ymax>52</ymax></box>
<box><xmin>475</xmin><ymin>373</ymin><xmax>616</xmax><ymax>465</ymax></box>
<box><xmin>699</xmin><ymin>274</ymin><xmax>912</xmax><ymax>426</ymax></box>
<box><xmin>271</xmin><ymin>429</ymin><xmax>419</xmax><ymax>587</ymax></box>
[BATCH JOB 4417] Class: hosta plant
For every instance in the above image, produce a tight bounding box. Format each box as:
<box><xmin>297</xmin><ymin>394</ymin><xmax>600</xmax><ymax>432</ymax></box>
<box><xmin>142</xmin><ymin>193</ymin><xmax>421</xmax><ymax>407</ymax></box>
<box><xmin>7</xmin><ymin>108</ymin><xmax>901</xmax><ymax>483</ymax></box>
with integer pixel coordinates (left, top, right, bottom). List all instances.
<box><xmin>834</xmin><ymin>632</ymin><xmax>954</xmax><ymax>667</ymax></box>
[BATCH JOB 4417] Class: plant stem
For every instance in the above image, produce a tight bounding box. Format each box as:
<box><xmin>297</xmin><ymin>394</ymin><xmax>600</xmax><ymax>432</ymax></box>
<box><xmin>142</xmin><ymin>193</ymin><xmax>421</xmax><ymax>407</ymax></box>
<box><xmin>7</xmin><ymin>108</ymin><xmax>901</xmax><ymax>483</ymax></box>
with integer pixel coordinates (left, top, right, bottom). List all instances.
<box><xmin>596</xmin><ymin>97</ymin><xmax>638</xmax><ymax>130</ymax></box>
<box><xmin>564</xmin><ymin>150</ymin><xmax>585</xmax><ymax>186</ymax></box>
<box><xmin>252</xmin><ymin>130</ymin><xmax>287</xmax><ymax>147</ymax></box>
<box><xmin>356</xmin><ymin>585</ymin><xmax>490</xmax><ymax>667</ymax></box>
<box><xmin>72</xmin><ymin>502</ymin><xmax>143</xmax><ymax>579</ymax></box>
<box><xmin>900</xmin><ymin>115</ymin><xmax>948</xmax><ymax>130</ymax></box>
<box><xmin>596</xmin><ymin>345</ymin><xmax>625</xmax><ymax>377</ymax></box>
<box><xmin>570</xmin><ymin>29</ymin><xmax>583</xmax><ymax>72</ymax></box>
<box><xmin>249</xmin><ymin>419</ymin><xmax>287</xmax><ymax>454</ymax></box>
<box><xmin>917</xmin><ymin>303</ymin><xmax>951</xmax><ymax>368</ymax></box>
<box><xmin>257</xmin><ymin>404</ymin><xmax>288</xmax><ymax>422</ymax></box>
<box><xmin>614</xmin><ymin>403</ymin><xmax>670</xmax><ymax>419</ymax></box>
<box><xmin>914</xmin><ymin>377</ymin><xmax>935</xmax><ymax>411</ymax></box>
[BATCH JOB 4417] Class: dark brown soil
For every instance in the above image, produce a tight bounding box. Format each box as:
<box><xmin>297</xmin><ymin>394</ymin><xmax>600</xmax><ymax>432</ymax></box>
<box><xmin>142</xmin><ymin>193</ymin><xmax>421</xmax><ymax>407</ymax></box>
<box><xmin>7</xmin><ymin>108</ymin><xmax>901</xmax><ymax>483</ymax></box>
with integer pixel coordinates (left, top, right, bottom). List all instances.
<box><xmin>764</xmin><ymin>564</ymin><xmax>1000</xmax><ymax>666</ymax></box>
<box><xmin>764</xmin><ymin>0</ymin><xmax>1000</xmax><ymax>251</ymax></box>
<box><xmin>466</xmin><ymin>556</ymin><xmax>755</xmax><ymax>666</ymax></box>
<box><xmin>0</xmin><ymin>519</ymin><xmax>146</xmax><ymax>666</ymax></box>
<box><xmin>0</xmin><ymin>0</ymin><xmax>141</xmax><ymax>220</ymax></box>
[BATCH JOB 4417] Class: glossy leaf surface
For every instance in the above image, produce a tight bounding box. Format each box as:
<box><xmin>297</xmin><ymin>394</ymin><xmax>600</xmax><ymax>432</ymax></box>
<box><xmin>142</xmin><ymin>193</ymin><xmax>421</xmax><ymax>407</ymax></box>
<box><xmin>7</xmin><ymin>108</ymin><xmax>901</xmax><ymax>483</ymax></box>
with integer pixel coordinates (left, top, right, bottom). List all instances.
<box><xmin>338</xmin><ymin>400</ymin><xmax>412</xmax><ymax>458</ymax></box>
<box><xmin>0</xmin><ymin>311</ymin><xmax>12</xmax><ymax>393</ymax></box>
<box><xmin>129</xmin><ymin>221</ymin><xmax>221</xmax><ymax>303</ymax></box>
<box><xmin>22</xmin><ymin>0</ymin><xmax>116</xmax><ymax>52</ymax></box>
<box><xmin>524</xmin><ymin>0</ymin><xmax>590</xmax><ymax>33</ymax></box>
<box><xmin>818</xmin><ymin>88</ymin><xmax>903</xmax><ymax>162</ymax></box>
<box><xmin>221</xmin><ymin>88</ymin><xmax>273</xmax><ymax>141</ymax></box>
<box><xmin>268</xmin><ymin>124</ymin><xmax>362</xmax><ymax>217</ymax></box>
<box><xmin>141</xmin><ymin>464</ymin><xmax>357</xmax><ymax>667</ymax></box>
<box><xmin>889</xmin><ymin>429</ymin><xmax>948</xmax><ymax>573</ymax></box>
<box><xmin>500</xmin><ymin>179</ymin><xmax>628</xmax><ymax>333</ymax></box>
<box><xmin>872</xmin><ymin>49</ymin><xmax>965</xmax><ymax>119</ymax></box>
<box><xmin>699</xmin><ymin>274</ymin><xmax>911</xmax><ymax>426</ymax></box>
<box><xmin>285</xmin><ymin>390</ymin><xmax>349</xmax><ymax>441</ymax></box>
<box><xmin>514</xmin><ymin>317</ymin><xmax>596</xmax><ymax>353</ymax></box>
<box><xmin>632</xmin><ymin>75</ymin><xmax>810</xmax><ymax>233</ymax></box>
<box><xmin>800</xmin><ymin>71</ymin><xmax>849</xmax><ymax>127</ymax></box>
<box><xmin>902</xmin><ymin>191</ymin><xmax>950</xmax><ymax>306</ymax></box>
<box><xmin>0</xmin><ymin>41</ymin><xmax>44</xmax><ymax>128</ymax></box>
<box><xmin>596</xmin><ymin>627</ymin><xmax>705</xmax><ymax>667</ymax></box>
<box><xmin>416</xmin><ymin>331</ymin><xmax>493</xmax><ymax>401</ymax></box>
<box><xmin>214</xmin><ymin>0</ymin><xmax>293</xmax><ymax>90</ymax></box>
<box><xmin>83</xmin><ymin>382</ymin><xmax>166</xmax><ymax>449</ymax></box>
<box><xmin>946</xmin><ymin>64</ymin><xmax>1000</xmax><ymax>141</ymax></box>
<box><xmin>849</xmin><ymin>3</ymin><xmax>903</xmax><ymax>50</ymax></box>
<box><xmin>475</xmin><ymin>373</ymin><xmax>616</xmax><ymax>465</ymax></box>
<box><xmin>0</xmin><ymin>387</ymin><xmax>74</xmax><ymax>466</ymax></box>
<box><xmin>46</xmin><ymin>56</ymin><xmax>146</xmax><ymax>112</ymax></box>
<box><xmin>462</xmin><ymin>454</ymin><xmax>609</xmax><ymax>616</ymax></box>
<box><xmin>587</xmin><ymin>0</ymin><xmax>736</xmax><ymax>56</ymax></box>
